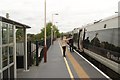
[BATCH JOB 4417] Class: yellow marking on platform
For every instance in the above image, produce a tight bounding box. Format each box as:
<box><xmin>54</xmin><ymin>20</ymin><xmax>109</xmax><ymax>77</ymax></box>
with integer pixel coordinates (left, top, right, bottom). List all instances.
<box><xmin>66</xmin><ymin>49</ymin><xmax>90</xmax><ymax>80</ymax></box>
<box><xmin>58</xmin><ymin>41</ymin><xmax>74</xmax><ymax>80</ymax></box>
<box><xmin>64</xmin><ymin>57</ymin><xmax>74</xmax><ymax>80</ymax></box>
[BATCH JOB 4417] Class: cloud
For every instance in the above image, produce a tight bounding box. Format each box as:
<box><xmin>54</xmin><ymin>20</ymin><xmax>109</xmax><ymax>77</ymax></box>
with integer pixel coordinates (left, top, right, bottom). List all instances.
<box><xmin>0</xmin><ymin>0</ymin><xmax>119</xmax><ymax>34</ymax></box>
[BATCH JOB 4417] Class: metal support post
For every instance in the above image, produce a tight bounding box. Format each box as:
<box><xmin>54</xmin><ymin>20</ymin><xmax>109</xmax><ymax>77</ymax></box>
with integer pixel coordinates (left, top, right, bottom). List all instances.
<box><xmin>51</xmin><ymin>26</ymin><xmax>53</xmax><ymax>45</ymax></box>
<box><xmin>13</xmin><ymin>25</ymin><xmax>16</xmax><ymax>78</ymax></box>
<box><xmin>0</xmin><ymin>21</ymin><xmax>3</xmax><ymax>79</ymax></box>
<box><xmin>24</xmin><ymin>28</ymin><xmax>28</xmax><ymax>71</ymax></box>
<box><xmin>44</xmin><ymin>0</ymin><xmax>47</xmax><ymax>63</ymax></box>
<box><xmin>51</xmin><ymin>14</ymin><xmax>53</xmax><ymax>45</ymax></box>
<box><xmin>29</xmin><ymin>41</ymin><xmax>32</xmax><ymax>66</ymax></box>
<box><xmin>36</xmin><ymin>41</ymin><xmax>39</xmax><ymax>66</ymax></box>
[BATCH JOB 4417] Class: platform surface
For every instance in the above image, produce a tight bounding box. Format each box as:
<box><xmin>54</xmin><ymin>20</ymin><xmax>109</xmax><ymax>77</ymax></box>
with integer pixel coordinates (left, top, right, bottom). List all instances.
<box><xmin>17</xmin><ymin>39</ymin><xmax>110</xmax><ymax>80</ymax></box>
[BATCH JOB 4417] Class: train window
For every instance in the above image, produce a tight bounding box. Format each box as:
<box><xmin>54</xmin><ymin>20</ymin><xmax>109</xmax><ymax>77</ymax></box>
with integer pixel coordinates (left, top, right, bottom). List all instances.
<box><xmin>104</xmin><ymin>24</ymin><xmax>107</xmax><ymax>28</ymax></box>
<box><xmin>98</xmin><ymin>29</ymin><xmax>113</xmax><ymax>44</ymax></box>
<box><xmin>73</xmin><ymin>33</ymin><xmax>78</xmax><ymax>43</ymax></box>
<box><xmin>85</xmin><ymin>28</ymin><xmax>120</xmax><ymax>63</ymax></box>
<box><xmin>85</xmin><ymin>28</ymin><xmax>120</xmax><ymax>53</ymax></box>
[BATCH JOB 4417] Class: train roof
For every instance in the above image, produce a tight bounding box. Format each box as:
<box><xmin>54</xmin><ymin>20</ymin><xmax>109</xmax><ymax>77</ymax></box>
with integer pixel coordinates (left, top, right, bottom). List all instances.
<box><xmin>70</xmin><ymin>14</ymin><xmax>118</xmax><ymax>33</ymax></box>
<box><xmin>83</xmin><ymin>14</ymin><xmax>118</xmax><ymax>28</ymax></box>
<box><xmin>101</xmin><ymin>14</ymin><xmax>118</xmax><ymax>22</ymax></box>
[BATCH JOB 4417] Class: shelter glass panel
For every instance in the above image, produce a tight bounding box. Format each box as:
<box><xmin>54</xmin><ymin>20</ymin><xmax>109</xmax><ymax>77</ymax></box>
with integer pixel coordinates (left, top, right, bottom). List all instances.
<box><xmin>2</xmin><ymin>23</ymin><xmax>8</xmax><ymax>44</ymax></box>
<box><xmin>2</xmin><ymin>46</ymin><xmax>8</xmax><ymax>68</ymax></box>
<box><xmin>0</xmin><ymin>21</ymin><xmax>2</xmax><ymax>45</ymax></box>
<box><xmin>10</xmin><ymin>65</ymin><xmax>14</xmax><ymax>78</ymax></box>
<box><xmin>9</xmin><ymin>46</ymin><xmax>13</xmax><ymax>63</ymax></box>
<box><xmin>0</xmin><ymin>47</ymin><xmax>1</xmax><ymax>69</ymax></box>
<box><xmin>0</xmin><ymin>72</ymin><xmax>1</xmax><ymax>79</ymax></box>
<box><xmin>3</xmin><ymin>69</ymin><xmax>8</xmax><ymax>79</ymax></box>
<box><xmin>0</xmin><ymin>21</ymin><xmax>2</xmax><ymax>71</ymax></box>
<box><xmin>9</xmin><ymin>24</ymin><xmax>13</xmax><ymax>43</ymax></box>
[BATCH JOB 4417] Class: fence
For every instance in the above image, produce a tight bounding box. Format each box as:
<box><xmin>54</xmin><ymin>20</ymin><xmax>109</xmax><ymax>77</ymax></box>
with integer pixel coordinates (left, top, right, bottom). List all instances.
<box><xmin>16</xmin><ymin>37</ymin><xmax>52</xmax><ymax>68</ymax></box>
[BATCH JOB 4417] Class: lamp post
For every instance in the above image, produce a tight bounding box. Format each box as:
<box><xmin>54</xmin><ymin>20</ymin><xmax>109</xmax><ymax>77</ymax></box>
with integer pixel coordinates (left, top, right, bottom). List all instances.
<box><xmin>54</xmin><ymin>30</ymin><xmax>57</xmax><ymax>40</ymax></box>
<box><xmin>54</xmin><ymin>22</ymin><xmax>58</xmax><ymax>39</ymax></box>
<box><xmin>51</xmin><ymin>13</ymin><xmax>58</xmax><ymax>45</ymax></box>
<box><xmin>44</xmin><ymin>0</ymin><xmax>47</xmax><ymax>63</ymax></box>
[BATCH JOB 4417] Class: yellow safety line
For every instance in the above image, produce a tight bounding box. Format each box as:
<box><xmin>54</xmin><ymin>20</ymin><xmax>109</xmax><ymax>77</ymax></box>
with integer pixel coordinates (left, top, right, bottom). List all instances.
<box><xmin>66</xmin><ymin>49</ymin><xmax>90</xmax><ymax>80</ymax></box>
<box><xmin>58</xmin><ymin>41</ymin><xmax>74</xmax><ymax>80</ymax></box>
<box><xmin>64</xmin><ymin>57</ymin><xmax>74</xmax><ymax>80</ymax></box>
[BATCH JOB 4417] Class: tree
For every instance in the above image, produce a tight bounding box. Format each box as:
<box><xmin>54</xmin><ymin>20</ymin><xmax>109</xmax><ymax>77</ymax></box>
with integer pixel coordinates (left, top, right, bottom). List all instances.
<box><xmin>40</xmin><ymin>22</ymin><xmax>52</xmax><ymax>38</ymax></box>
<box><xmin>52</xmin><ymin>25</ymin><xmax>60</xmax><ymax>38</ymax></box>
<box><xmin>16</xmin><ymin>29</ymin><xmax>24</xmax><ymax>41</ymax></box>
<box><xmin>27</xmin><ymin>34</ymin><xmax>36</xmax><ymax>42</ymax></box>
<box><xmin>26</xmin><ymin>22</ymin><xmax>60</xmax><ymax>42</ymax></box>
<box><xmin>40</xmin><ymin>22</ymin><xmax>60</xmax><ymax>39</ymax></box>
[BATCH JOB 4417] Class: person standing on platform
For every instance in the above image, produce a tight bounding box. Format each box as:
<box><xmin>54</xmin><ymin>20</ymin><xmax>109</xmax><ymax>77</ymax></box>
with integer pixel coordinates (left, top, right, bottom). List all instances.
<box><xmin>62</xmin><ymin>36</ymin><xmax>68</xmax><ymax>57</ymax></box>
<box><xmin>69</xmin><ymin>37</ymin><xmax>74</xmax><ymax>52</ymax></box>
<box><xmin>84</xmin><ymin>37</ymin><xmax>90</xmax><ymax>49</ymax></box>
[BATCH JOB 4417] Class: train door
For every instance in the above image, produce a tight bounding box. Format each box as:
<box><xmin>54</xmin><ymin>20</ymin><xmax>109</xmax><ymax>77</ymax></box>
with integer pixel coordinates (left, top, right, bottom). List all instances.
<box><xmin>78</xmin><ymin>28</ymin><xmax>85</xmax><ymax>52</ymax></box>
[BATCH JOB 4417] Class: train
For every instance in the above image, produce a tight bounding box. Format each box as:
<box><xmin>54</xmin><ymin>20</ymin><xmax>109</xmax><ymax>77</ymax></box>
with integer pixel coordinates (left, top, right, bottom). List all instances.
<box><xmin>68</xmin><ymin>14</ymin><xmax>120</xmax><ymax>78</ymax></box>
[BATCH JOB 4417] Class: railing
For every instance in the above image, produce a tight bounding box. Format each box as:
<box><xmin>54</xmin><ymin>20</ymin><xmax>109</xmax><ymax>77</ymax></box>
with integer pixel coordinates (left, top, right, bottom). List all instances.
<box><xmin>16</xmin><ymin>37</ymin><xmax>52</xmax><ymax>68</ymax></box>
<box><xmin>28</xmin><ymin>37</ymin><xmax>51</xmax><ymax>66</ymax></box>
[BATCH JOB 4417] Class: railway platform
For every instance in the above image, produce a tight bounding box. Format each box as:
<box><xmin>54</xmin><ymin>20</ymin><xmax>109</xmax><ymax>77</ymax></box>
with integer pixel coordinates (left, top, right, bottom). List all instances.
<box><xmin>17</xmin><ymin>39</ymin><xmax>110</xmax><ymax>80</ymax></box>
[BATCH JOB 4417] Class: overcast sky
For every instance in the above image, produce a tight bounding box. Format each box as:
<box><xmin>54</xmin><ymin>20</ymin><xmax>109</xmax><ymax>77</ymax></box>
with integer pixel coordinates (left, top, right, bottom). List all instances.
<box><xmin>0</xmin><ymin>0</ymin><xmax>119</xmax><ymax>34</ymax></box>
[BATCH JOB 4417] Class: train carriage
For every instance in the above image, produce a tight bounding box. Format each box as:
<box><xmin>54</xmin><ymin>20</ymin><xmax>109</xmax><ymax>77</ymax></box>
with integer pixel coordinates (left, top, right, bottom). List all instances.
<box><xmin>72</xmin><ymin>14</ymin><xmax>120</xmax><ymax>78</ymax></box>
